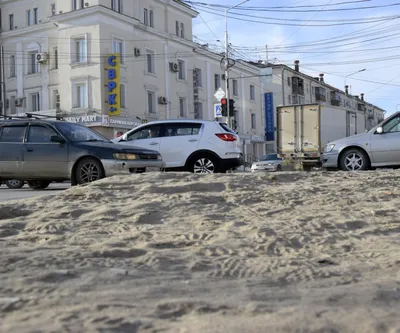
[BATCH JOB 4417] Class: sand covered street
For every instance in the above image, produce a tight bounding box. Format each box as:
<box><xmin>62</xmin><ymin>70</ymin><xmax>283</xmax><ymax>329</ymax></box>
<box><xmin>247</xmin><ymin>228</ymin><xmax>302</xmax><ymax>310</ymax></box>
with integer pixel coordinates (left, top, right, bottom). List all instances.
<box><xmin>0</xmin><ymin>171</ymin><xmax>399</xmax><ymax>333</ymax></box>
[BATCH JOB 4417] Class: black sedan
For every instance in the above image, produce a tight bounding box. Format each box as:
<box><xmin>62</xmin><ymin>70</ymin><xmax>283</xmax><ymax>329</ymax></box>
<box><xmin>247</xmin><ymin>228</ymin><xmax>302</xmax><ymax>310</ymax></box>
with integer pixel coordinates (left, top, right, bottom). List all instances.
<box><xmin>0</xmin><ymin>118</ymin><xmax>165</xmax><ymax>189</ymax></box>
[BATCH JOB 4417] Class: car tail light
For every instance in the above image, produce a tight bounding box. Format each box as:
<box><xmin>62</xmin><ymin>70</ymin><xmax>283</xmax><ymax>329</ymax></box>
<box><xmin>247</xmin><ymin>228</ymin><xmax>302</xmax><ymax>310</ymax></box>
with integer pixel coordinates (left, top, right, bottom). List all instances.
<box><xmin>215</xmin><ymin>133</ymin><xmax>237</xmax><ymax>142</ymax></box>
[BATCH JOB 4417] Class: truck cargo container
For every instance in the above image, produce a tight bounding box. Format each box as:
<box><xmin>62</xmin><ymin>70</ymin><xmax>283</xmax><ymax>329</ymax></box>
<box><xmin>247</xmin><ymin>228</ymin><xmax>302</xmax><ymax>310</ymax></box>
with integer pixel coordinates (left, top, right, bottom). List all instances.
<box><xmin>277</xmin><ymin>103</ymin><xmax>366</xmax><ymax>168</ymax></box>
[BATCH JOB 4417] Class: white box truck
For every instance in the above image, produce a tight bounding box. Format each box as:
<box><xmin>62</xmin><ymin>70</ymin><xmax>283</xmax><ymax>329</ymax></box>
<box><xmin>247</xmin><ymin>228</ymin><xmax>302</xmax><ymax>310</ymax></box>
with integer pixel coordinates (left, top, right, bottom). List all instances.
<box><xmin>277</xmin><ymin>103</ymin><xmax>366</xmax><ymax>168</ymax></box>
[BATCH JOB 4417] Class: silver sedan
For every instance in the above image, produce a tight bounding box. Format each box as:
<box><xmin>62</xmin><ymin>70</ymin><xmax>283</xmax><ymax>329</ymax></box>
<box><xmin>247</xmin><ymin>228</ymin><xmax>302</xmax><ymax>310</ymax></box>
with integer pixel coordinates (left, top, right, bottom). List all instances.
<box><xmin>251</xmin><ymin>154</ymin><xmax>283</xmax><ymax>172</ymax></box>
<box><xmin>321</xmin><ymin>111</ymin><xmax>399</xmax><ymax>171</ymax></box>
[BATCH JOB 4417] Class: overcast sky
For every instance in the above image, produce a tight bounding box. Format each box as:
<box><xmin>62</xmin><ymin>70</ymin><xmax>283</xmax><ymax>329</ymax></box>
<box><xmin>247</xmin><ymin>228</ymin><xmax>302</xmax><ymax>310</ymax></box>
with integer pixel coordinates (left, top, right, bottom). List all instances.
<box><xmin>191</xmin><ymin>0</ymin><xmax>400</xmax><ymax>115</ymax></box>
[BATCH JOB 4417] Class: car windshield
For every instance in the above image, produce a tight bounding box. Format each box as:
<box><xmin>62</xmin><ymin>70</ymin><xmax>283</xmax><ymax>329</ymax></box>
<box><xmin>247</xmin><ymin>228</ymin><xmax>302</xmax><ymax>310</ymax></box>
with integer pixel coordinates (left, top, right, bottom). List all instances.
<box><xmin>260</xmin><ymin>154</ymin><xmax>279</xmax><ymax>161</ymax></box>
<box><xmin>54</xmin><ymin>122</ymin><xmax>110</xmax><ymax>143</ymax></box>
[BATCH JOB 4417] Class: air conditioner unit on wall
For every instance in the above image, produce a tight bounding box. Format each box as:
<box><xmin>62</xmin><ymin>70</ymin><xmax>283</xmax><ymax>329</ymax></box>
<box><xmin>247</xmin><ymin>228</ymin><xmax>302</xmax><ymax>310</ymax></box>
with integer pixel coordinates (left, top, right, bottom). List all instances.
<box><xmin>169</xmin><ymin>62</ymin><xmax>179</xmax><ymax>72</ymax></box>
<box><xmin>14</xmin><ymin>98</ymin><xmax>24</xmax><ymax>107</ymax></box>
<box><xmin>36</xmin><ymin>52</ymin><xmax>48</xmax><ymax>64</ymax></box>
<box><xmin>134</xmin><ymin>47</ymin><xmax>141</xmax><ymax>57</ymax></box>
<box><xmin>158</xmin><ymin>96</ymin><xmax>167</xmax><ymax>105</ymax></box>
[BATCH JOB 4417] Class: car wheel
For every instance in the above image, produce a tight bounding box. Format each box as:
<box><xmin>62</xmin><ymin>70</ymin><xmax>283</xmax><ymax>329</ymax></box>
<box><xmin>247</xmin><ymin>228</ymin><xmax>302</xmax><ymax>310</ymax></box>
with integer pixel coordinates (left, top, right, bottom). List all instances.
<box><xmin>340</xmin><ymin>148</ymin><xmax>369</xmax><ymax>171</ymax></box>
<box><xmin>5</xmin><ymin>180</ymin><xmax>24</xmax><ymax>189</ymax></box>
<box><xmin>27</xmin><ymin>180</ymin><xmax>51</xmax><ymax>190</ymax></box>
<box><xmin>76</xmin><ymin>158</ymin><xmax>105</xmax><ymax>184</ymax></box>
<box><xmin>189</xmin><ymin>154</ymin><xmax>219</xmax><ymax>174</ymax></box>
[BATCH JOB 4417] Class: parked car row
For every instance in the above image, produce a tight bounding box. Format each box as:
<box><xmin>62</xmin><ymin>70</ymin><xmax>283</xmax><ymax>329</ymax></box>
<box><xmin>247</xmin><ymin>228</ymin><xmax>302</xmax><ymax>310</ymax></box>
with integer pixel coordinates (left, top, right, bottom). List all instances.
<box><xmin>0</xmin><ymin>116</ymin><xmax>243</xmax><ymax>190</ymax></box>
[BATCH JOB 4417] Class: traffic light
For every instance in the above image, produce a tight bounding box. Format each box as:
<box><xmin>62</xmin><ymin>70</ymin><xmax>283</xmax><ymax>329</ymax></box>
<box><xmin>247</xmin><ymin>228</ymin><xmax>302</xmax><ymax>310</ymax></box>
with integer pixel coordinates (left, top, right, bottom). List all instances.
<box><xmin>221</xmin><ymin>98</ymin><xmax>227</xmax><ymax>117</ymax></box>
<box><xmin>232</xmin><ymin>119</ymin><xmax>238</xmax><ymax>131</ymax></box>
<box><xmin>229</xmin><ymin>99</ymin><xmax>235</xmax><ymax>117</ymax></box>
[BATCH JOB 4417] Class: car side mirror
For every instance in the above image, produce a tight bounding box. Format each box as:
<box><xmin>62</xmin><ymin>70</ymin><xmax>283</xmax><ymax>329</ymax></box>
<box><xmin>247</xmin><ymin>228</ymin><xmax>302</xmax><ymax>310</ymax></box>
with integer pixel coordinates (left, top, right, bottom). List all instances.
<box><xmin>50</xmin><ymin>135</ymin><xmax>65</xmax><ymax>143</ymax></box>
<box><xmin>376</xmin><ymin>127</ymin><xmax>384</xmax><ymax>134</ymax></box>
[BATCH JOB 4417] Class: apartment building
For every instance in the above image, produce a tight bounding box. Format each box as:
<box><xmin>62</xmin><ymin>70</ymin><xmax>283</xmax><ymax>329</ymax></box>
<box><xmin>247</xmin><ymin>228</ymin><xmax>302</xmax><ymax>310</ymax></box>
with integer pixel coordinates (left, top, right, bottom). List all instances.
<box><xmin>0</xmin><ymin>0</ymin><xmax>268</xmax><ymax>158</ymax></box>
<box><xmin>251</xmin><ymin>60</ymin><xmax>386</xmax><ymax>152</ymax></box>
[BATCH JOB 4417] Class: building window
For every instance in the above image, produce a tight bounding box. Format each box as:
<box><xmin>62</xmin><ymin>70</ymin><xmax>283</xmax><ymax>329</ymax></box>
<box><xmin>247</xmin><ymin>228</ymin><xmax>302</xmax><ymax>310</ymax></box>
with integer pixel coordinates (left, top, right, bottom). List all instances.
<box><xmin>179</xmin><ymin>98</ymin><xmax>187</xmax><ymax>118</ymax></box>
<box><xmin>194</xmin><ymin>102</ymin><xmax>203</xmax><ymax>119</ymax></box>
<box><xmin>287</xmin><ymin>76</ymin><xmax>291</xmax><ymax>86</ymax></box>
<box><xmin>9</xmin><ymin>14</ymin><xmax>14</xmax><ymax>30</ymax></box>
<box><xmin>251</xmin><ymin>113</ymin><xmax>256</xmax><ymax>129</ymax></box>
<box><xmin>33</xmin><ymin>8</ymin><xmax>38</xmax><ymax>24</ymax></box>
<box><xmin>53</xmin><ymin>47</ymin><xmax>58</xmax><ymax>69</ymax></box>
<box><xmin>28</xmin><ymin>51</ymin><xmax>39</xmax><ymax>74</ymax></box>
<box><xmin>27</xmin><ymin>10</ymin><xmax>31</xmax><ymax>26</ymax></box>
<box><xmin>180</xmin><ymin>23</ymin><xmax>184</xmax><ymax>38</ymax></box>
<box><xmin>175</xmin><ymin>21</ymin><xmax>179</xmax><ymax>36</ymax></box>
<box><xmin>72</xmin><ymin>83</ymin><xmax>88</xmax><ymax>108</ymax></box>
<box><xmin>111</xmin><ymin>0</ymin><xmax>123</xmax><ymax>13</ymax></box>
<box><xmin>51</xmin><ymin>3</ymin><xmax>56</xmax><ymax>16</ymax></box>
<box><xmin>73</xmin><ymin>0</ymin><xmax>85</xmax><ymax>10</ymax></box>
<box><xmin>9</xmin><ymin>55</ymin><xmax>16</xmax><ymax>78</ymax></box>
<box><xmin>250</xmin><ymin>85</ymin><xmax>255</xmax><ymax>101</ymax></box>
<box><xmin>194</xmin><ymin>68</ymin><xmax>202</xmax><ymax>88</ymax></box>
<box><xmin>30</xmin><ymin>93</ymin><xmax>41</xmax><ymax>112</ymax></box>
<box><xmin>147</xmin><ymin>90</ymin><xmax>156</xmax><ymax>113</ymax></box>
<box><xmin>144</xmin><ymin>8</ymin><xmax>148</xmax><ymax>25</ymax></box>
<box><xmin>9</xmin><ymin>96</ymin><xmax>17</xmax><ymax>114</ymax></box>
<box><xmin>50</xmin><ymin>89</ymin><xmax>59</xmax><ymax>109</ymax></box>
<box><xmin>149</xmin><ymin>10</ymin><xmax>154</xmax><ymax>28</ymax></box>
<box><xmin>72</xmin><ymin>37</ymin><xmax>87</xmax><ymax>63</ymax></box>
<box><xmin>142</xmin><ymin>7</ymin><xmax>154</xmax><ymax>27</ymax></box>
<box><xmin>112</xmin><ymin>38</ymin><xmax>124</xmax><ymax>64</ymax></box>
<box><xmin>120</xmin><ymin>84</ymin><xmax>126</xmax><ymax>108</ymax></box>
<box><xmin>288</xmin><ymin>95</ymin><xmax>291</xmax><ymax>104</ymax></box>
<box><xmin>177</xmin><ymin>60</ymin><xmax>186</xmax><ymax>81</ymax></box>
<box><xmin>146</xmin><ymin>50</ymin><xmax>155</xmax><ymax>73</ymax></box>
<box><xmin>214</xmin><ymin>74</ymin><xmax>221</xmax><ymax>91</ymax></box>
<box><xmin>232</xmin><ymin>80</ymin><xmax>238</xmax><ymax>96</ymax></box>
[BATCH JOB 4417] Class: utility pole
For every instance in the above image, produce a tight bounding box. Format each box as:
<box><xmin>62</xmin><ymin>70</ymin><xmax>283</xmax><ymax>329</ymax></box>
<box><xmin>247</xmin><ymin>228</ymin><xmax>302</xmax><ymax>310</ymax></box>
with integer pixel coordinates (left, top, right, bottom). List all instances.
<box><xmin>225</xmin><ymin>0</ymin><xmax>249</xmax><ymax>128</ymax></box>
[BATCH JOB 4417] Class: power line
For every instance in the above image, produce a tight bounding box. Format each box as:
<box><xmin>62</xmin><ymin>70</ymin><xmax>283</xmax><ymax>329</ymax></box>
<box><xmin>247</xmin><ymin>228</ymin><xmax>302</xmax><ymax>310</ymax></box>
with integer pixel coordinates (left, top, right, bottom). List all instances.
<box><xmin>186</xmin><ymin>0</ymin><xmax>370</xmax><ymax>9</ymax></box>
<box><xmin>193</xmin><ymin>5</ymin><xmax>397</xmax><ymax>26</ymax></box>
<box><xmin>187</xmin><ymin>1</ymin><xmax>400</xmax><ymax>13</ymax></box>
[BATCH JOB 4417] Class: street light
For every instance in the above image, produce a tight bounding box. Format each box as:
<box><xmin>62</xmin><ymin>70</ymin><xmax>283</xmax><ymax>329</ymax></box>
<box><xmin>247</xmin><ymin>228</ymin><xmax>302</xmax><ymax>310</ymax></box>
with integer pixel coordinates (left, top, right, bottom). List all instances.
<box><xmin>344</xmin><ymin>68</ymin><xmax>366</xmax><ymax>94</ymax></box>
<box><xmin>225</xmin><ymin>0</ymin><xmax>249</xmax><ymax>128</ymax></box>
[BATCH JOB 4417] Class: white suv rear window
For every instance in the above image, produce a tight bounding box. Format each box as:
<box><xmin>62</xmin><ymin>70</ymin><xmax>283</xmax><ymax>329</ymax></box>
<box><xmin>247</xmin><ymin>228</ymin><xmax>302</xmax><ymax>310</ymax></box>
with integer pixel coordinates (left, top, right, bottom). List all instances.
<box><xmin>218</xmin><ymin>123</ymin><xmax>235</xmax><ymax>134</ymax></box>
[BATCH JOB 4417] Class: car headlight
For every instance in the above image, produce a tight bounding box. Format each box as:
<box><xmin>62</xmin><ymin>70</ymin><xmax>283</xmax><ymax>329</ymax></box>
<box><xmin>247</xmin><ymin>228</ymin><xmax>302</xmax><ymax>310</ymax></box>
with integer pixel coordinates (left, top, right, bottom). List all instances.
<box><xmin>324</xmin><ymin>144</ymin><xmax>335</xmax><ymax>153</ymax></box>
<box><xmin>157</xmin><ymin>154</ymin><xmax>162</xmax><ymax>160</ymax></box>
<box><xmin>113</xmin><ymin>153</ymin><xmax>138</xmax><ymax>160</ymax></box>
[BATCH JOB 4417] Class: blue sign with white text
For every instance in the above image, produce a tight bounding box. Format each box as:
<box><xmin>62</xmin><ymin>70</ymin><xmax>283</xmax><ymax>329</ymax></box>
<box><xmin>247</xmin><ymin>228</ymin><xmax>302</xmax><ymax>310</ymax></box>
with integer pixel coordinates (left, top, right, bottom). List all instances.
<box><xmin>264</xmin><ymin>92</ymin><xmax>274</xmax><ymax>141</ymax></box>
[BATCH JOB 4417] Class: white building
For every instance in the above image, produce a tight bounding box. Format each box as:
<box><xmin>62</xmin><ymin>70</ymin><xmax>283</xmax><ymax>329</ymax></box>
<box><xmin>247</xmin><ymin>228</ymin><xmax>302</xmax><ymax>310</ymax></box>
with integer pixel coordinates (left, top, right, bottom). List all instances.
<box><xmin>0</xmin><ymin>0</ymin><xmax>268</xmax><ymax>159</ymax></box>
<box><xmin>250</xmin><ymin>60</ymin><xmax>386</xmax><ymax>152</ymax></box>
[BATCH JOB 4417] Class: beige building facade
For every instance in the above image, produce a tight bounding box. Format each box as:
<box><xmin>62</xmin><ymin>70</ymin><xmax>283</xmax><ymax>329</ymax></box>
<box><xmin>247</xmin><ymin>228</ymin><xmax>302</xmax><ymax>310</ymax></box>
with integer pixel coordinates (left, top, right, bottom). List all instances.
<box><xmin>0</xmin><ymin>0</ymin><xmax>268</xmax><ymax>158</ymax></box>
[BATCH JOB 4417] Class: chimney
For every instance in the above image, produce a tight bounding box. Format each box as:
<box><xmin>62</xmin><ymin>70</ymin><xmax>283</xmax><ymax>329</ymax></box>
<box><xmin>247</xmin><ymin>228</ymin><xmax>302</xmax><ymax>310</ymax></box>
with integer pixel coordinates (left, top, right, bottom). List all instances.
<box><xmin>319</xmin><ymin>73</ymin><xmax>324</xmax><ymax>82</ymax></box>
<box><xmin>345</xmin><ymin>85</ymin><xmax>349</xmax><ymax>94</ymax></box>
<box><xmin>294</xmin><ymin>60</ymin><xmax>300</xmax><ymax>72</ymax></box>
<box><xmin>360</xmin><ymin>93</ymin><xmax>364</xmax><ymax>101</ymax></box>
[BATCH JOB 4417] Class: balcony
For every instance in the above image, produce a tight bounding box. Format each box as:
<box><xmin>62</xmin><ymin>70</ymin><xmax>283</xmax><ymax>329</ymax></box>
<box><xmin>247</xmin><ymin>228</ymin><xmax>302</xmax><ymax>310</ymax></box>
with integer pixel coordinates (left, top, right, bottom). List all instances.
<box><xmin>291</xmin><ymin>77</ymin><xmax>304</xmax><ymax>95</ymax></box>
<box><xmin>292</xmin><ymin>95</ymin><xmax>305</xmax><ymax>105</ymax></box>
<box><xmin>331</xmin><ymin>99</ymin><xmax>340</xmax><ymax>106</ymax></box>
<box><xmin>315</xmin><ymin>87</ymin><xmax>326</xmax><ymax>102</ymax></box>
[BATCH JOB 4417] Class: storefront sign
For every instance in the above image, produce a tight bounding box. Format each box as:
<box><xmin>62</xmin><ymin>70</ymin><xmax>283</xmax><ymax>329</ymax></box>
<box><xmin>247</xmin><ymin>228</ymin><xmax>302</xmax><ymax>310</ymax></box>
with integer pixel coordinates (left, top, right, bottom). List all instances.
<box><xmin>109</xmin><ymin>117</ymin><xmax>140</xmax><ymax>129</ymax></box>
<box><xmin>65</xmin><ymin>115</ymin><xmax>140</xmax><ymax>129</ymax></box>
<box><xmin>107</xmin><ymin>53</ymin><xmax>121</xmax><ymax>116</ymax></box>
<box><xmin>264</xmin><ymin>92</ymin><xmax>275</xmax><ymax>141</ymax></box>
<box><xmin>251</xmin><ymin>135</ymin><xmax>265</xmax><ymax>143</ymax></box>
<box><xmin>64</xmin><ymin>115</ymin><xmax>104</xmax><ymax>126</ymax></box>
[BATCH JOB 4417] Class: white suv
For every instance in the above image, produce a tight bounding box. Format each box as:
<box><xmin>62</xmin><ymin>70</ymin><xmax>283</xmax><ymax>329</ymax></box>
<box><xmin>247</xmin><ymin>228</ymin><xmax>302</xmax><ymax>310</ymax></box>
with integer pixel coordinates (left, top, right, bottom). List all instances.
<box><xmin>112</xmin><ymin>120</ymin><xmax>243</xmax><ymax>173</ymax></box>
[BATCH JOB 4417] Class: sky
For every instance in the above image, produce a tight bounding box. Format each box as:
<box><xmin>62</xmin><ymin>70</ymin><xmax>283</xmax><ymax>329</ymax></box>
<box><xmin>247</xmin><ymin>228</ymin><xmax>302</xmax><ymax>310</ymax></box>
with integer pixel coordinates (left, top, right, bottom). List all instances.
<box><xmin>190</xmin><ymin>0</ymin><xmax>400</xmax><ymax>116</ymax></box>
